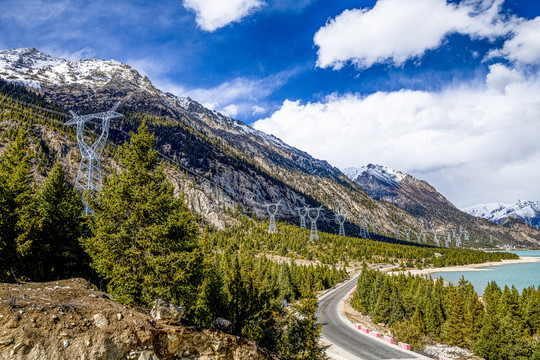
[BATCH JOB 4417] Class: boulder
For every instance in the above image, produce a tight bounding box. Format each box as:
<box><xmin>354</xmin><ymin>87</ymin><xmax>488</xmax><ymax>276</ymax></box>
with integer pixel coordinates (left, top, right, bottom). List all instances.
<box><xmin>150</xmin><ymin>299</ymin><xmax>184</xmax><ymax>324</ymax></box>
<box><xmin>211</xmin><ymin>317</ymin><xmax>232</xmax><ymax>332</ymax></box>
<box><xmin>93</xmin><ymin>313</ymin><xmax>109</xmax><ymax>329</ymax></box>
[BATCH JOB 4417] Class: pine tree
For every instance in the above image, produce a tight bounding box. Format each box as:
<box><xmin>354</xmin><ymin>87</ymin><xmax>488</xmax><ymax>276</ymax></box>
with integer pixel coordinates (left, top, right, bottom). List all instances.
<box><xmin>525</xmin><ymin>289</ymin><xmax>540</xmax><ymax>335</ymax></box>
<box><xmin>0</xmin><ymin>129</ymin><xmax>34</xmax><ymax>280</ymax></box>
<box><xmin>278</xmin><ymin>290</ymin><xmax>325</xmax><ymax>359</ymax></box>
<box><xmin>83</xmin><ymin>121</ymin><xmax>203</xmax><ymax>307</ymax></box>
<box><xmin>475</xmin><ymin>281</ymin><xmax>502</xmax><ymax>359</ymax></box>
<box><xmin>373</xmin><ymin>278</ymin><xmax>391</xmax><ymax>324</ymax></box>
<box><xmin>499</xmin><ymin>285</ymin><xmax>532</xmax><ymax>359</ymax></box>
<box><xmin>19</xmin><ymin>163</ymin><xmax>88</xmax><ymax>281</ymax></box>
<box><xmin>443</xmin><ymin>287</ymin><xmax>468</xmax><ymax>348</ymax></box>
<box><xmin>277</xmin><ymin>263</ymin><xmax>295</xmax><ymax>302</ymax></box>
<box><xmin>424</xmin><ymin>278</ymin><xmax>445</xmax><ymax>339</ymax></box>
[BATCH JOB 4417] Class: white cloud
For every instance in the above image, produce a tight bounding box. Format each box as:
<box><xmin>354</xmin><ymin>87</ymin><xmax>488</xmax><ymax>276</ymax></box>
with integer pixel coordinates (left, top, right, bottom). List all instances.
<box><xmin>158</xmin><ymin>67</ymin><xmax>301</xmax><ymax>118</ymax></box>
<box><xmin>183</xmin><ymin>0</ymin><xmax>265</xmax><ymax>32</ymax></box>
<box><xmin>221</xmin><ymin>104</ymin><xmax>239</xmax><ymax>117</ymax></box>
<box><xmin>489</xmin><ymin>17</ymin><xmax>540</xmax><ymax>65</ymax></box>
<box><xmin>253</xmin><ymin>65</ymin><xmax>540</xmax><ymax>206</ymax></box>
<box><xmin>251</xmin><ymin>105</ymin><xmax>265</xmax><ymax>115</ymax></box>
<box><xmin>314</xmin><ymin>0</ymin><xmax>513</xmax><ymax>69</ymax></box>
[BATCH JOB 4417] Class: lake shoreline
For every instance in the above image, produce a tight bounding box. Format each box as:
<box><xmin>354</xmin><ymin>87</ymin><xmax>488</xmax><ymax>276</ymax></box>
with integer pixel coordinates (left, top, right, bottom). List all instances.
<box><xmin>397</xmin><ymin>256</ymin><xmax>540</xmax><ymax>276</ymax></box>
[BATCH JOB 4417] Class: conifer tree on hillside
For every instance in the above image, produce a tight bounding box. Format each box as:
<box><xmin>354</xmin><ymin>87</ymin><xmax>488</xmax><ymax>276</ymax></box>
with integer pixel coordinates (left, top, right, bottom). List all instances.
<box><xmin>475</xmin><ymin>281</ymin><xmax>502</xmax><ymax>359</ymax></box>
<box><xmin>83</xmin><ymin>121</ymin><xmax>203</xmax><ymax>307</ymax></box>
<box><xmin>19</xmin><ymin>163</ymin><xmax>88</xmax><ymax>281</ymax></box>
<box><xmin>442</xmin><ymin>286</ymin><xmax>469</xmax><ymax>348</ymax></box>
<box><xmin>0</xmin><ymin>129</ymin><xmax>34</xmax><ymax>280</ymax></box>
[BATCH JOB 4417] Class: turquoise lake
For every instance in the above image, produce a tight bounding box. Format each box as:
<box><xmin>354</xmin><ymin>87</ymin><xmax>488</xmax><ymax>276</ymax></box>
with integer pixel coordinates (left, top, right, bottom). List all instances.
<box><xmin>431</xmin><ymin>250</ymin><xmax>540</xmax><ymax>294</ymax></box>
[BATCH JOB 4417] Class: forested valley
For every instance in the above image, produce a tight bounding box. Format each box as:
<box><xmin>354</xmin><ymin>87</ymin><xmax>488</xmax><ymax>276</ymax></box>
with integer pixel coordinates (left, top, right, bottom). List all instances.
<box><xmin>0</xmin><ymin>80</ymin><xmax>527</xmax><ymax>359</ymax></box>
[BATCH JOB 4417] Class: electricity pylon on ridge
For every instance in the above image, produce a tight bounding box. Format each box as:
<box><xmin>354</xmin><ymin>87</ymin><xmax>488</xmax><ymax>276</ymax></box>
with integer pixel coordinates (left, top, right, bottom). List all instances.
<box><xmin>333</xmin><ymin>201</ymin><xmax>347</xmax><ymax>237</ymax></box>
<box><xmin>433</xmin><ymin>230</ymin><xmax>440</xmax><ymax>247</ymax></box>
<box><xmin>65</xmin><ymin>101</ymin><xmax>123</xmax><ymax>215</ymax></box>
<box><xmin>296</xmin><ymin>206</ymin><xmax>308</xmax><ymax>229</ymax></box>
<box><xmin>404</xmin><ymin>228</ymin><xmax>411</xmax><ymax>242</ymax></box>
<box><xmin>307</xmin><ymin>206</ymin><xmax>323</xmax><ymax>242</ymax></box>
<box><xmin>264</xmin><ymin>200</ymin><xmax>281</xmax><ymax>234</ymax></box>
<box><xmin>370</xmin><ymin>218</ymin><xmax>379</xmax><ymax>236</ymax></box>
<box><xmin>358</xmin><ymin>213</ymin><xmax>370</xmax><ymax>238</ymax></box>
<box><xmin>394</xmin><ymin>225</ymin><xmax>401</xmax><ymax>240</ymax></box>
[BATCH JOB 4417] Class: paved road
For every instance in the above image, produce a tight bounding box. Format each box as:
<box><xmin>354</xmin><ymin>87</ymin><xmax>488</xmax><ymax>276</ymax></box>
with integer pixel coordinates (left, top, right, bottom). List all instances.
<box><xmin>317</xmin><ymin>274</ymin><xmax>429</xmax><ymax>360</ymax></box>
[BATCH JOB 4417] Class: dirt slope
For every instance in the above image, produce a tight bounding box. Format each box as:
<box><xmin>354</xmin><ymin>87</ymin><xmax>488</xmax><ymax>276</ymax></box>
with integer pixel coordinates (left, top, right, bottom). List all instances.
<box><xmin>0</xmin><ymin>278</ymin><xmax>279</xmax><ymax>360</ymax></box>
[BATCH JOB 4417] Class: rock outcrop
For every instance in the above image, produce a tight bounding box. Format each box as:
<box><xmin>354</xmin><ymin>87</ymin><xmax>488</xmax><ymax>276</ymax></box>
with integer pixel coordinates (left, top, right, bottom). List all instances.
<box><xmin>0</xmin><ymin>279</ymin><xmax>279</xmax><ymax>360</ymax></box>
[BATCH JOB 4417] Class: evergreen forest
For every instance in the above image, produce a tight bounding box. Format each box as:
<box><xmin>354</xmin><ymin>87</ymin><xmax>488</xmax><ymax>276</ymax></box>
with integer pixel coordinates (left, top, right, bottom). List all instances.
<box><xmin>352</xmin><ymin>268</ymin><xmax>540</xmax><ymax>359</ymax></box>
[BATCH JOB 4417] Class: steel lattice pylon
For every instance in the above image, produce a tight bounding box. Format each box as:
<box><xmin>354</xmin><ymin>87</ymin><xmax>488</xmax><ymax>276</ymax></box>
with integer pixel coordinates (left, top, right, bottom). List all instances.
<box><xmin>307</xmin><ymin>206</ymin><xmax>322</xmax><ymax>242</ymax></box>
<box><xmin>65</xmin><ymin>102</ymin><xmax>123</xmax><ymax>215</ymax></box>
<box><xmin>333</xmin><ymin>200</ymin><xmax>347</xmax><ymax>237</ymax></box>
<box><xmin>265</xmin><ymin>200</ymin><xmax>281</xmax><ymax>234</ymax></box>
<box><xmin>297</xmin><ymin>206</ymin><xmax>308</xmax><ymax>229</ymax></box>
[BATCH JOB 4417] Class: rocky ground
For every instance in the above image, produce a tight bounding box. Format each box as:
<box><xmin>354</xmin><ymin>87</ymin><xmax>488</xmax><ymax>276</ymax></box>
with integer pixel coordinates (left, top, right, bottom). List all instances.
<box><xmin>0</xmin><ymin>278</ymin><xmax>280</xmax><ymax>360</ymax></box>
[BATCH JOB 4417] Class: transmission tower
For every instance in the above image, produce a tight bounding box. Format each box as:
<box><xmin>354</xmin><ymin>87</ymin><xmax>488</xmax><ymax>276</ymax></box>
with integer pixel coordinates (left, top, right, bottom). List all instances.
<box><xmin>308</xmin><ymin>206</ymin><xmax>323</xmax><ymax>242</ymax></box>
<box><xmin>404</xmin><ymin>228</ymin><xmax>411</xmax><ymax>242</ymax></box>
<box><xmin>65</xmin><ymin>102</ymin><xmax>123</xmax><ymax>215</ymax></box>
<box><xmin>433</xmin><ymin>230</ymin><xmax>440</xmax><ymax>247</ymax></box>
<box><xmin>297</xmin><ymin>207</ymin><xmax>308</xmax><ymax>229</ymax></box>
<box><xmin>371</xmin><ymin>218</ymin><xmax>379</xmax><ymax>236</ymax></box>
<box><xmin>358</xmin><ymin>213</ymin><xmax>370</xmax><ymax>238</ymax></box>
<box><xmin>394</xmin><ymin>225</ymin><xmax>401</xmax><ymax>240</ymax></box>
<box><xmin>264</xmin><ymin>200</ymin><xmax>281</xmax><ymax>234</ymax></box>
<box><xmin>333</xmin><ymin>201</ymin><xmax>347</xmax><ymax>237</ymax></box>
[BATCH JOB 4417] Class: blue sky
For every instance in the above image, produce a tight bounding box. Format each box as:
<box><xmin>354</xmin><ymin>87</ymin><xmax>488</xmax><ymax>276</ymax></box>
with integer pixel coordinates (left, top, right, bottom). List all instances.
<box><xmin>2</xmin><ymin>0</ymin><xmax>540</xmax><ymax>207</ymax></box>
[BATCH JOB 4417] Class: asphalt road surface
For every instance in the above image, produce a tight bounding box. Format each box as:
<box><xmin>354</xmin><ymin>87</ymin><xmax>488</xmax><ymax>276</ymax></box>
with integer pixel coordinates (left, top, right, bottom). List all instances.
<box><xmin>317</xmin><ymin>274</ymin><xmax>430</xmax><ymax>360</ymax></box>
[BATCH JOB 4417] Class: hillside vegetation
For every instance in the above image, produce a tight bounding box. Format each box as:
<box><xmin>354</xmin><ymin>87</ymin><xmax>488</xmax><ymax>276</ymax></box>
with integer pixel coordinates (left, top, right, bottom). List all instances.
<box><xmin>352</xmin><ymin>269</ymin><xmax>540</xmax><ymax>359</ymax></box>
<box><xmin>0</xmin><ymin>79</ymin><xmax>521</xmax><ymax>359</ymax></box>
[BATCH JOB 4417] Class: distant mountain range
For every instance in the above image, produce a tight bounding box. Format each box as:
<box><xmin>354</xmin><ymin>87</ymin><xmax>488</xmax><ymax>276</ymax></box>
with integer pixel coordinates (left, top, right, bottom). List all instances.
<box><xmin>463</xmin><ymin>200</ymin><xmax>540</xmax><ymax>227</ymax></box>
<box><xmin>344</xmin><ymin>164</ymin><xmax>540</xmax><ymax>246</ymax></box>
<box><xmin>1</xmin><ymin>47</ymin><xmax>539</xmax><ymax>246</ymax></box>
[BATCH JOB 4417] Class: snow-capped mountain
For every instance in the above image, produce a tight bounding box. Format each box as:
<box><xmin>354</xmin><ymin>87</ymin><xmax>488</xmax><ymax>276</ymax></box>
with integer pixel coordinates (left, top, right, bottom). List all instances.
<box><xmin>0</xmin><ymin>48</ymin><xmax>315</xmax><ymax>168</ymax></box>
<box><xmin>343</xmin><ymin>164</ymin><xmax>405</xmax><ymax>188</ymax></box>
<box><xmin>343</xmin><ymin>164</ymin><xmax>451</xmax><ymax>206</ymax></box>
<box><xmin>463</xmin><ymin>200</ymin><xmax>540</xmax><ymax>226</ymax></box>
<box><xmin>3</xmin><ymin>47</ymin><xmax>540</xmax><ymax>245</ymax></box>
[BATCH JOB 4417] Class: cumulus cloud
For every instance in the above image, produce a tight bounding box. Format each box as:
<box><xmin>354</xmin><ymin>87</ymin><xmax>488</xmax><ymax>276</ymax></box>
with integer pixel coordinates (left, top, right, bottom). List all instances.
<box><xmin>314</xmin><ymin>0</ymin><xmax>513</xmax><ymax>69</ymax></box>
<box><xmin>183</xmin><ymin>0</ymin><xmax>264</xmax><ymax>32</ymax></box>
<box><xmin>253</xmin><ymin>64</ymin><xmax>540</xmax><ymax>206</ymax></box>
<box><xmin>489</xmin><ymin>17</ymin><xmax>540</xmax><ymax>65</ymax></box>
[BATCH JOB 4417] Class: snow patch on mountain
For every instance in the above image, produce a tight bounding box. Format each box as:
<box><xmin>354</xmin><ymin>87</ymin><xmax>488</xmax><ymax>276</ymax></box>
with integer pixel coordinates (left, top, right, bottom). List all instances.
<box><xmin>343</xmin><ymin>164</ymin><xmax>406</xmax><ymax>185</ymax></box>
<box><xmin>462</xmin><ymin>200</ymin><xmax>540</xmax><ymax>225</ymax></box>
<box><xmin>0</xmin><ymin>47</ymin><xmax>298</xmax><ymax>155</ymax></box>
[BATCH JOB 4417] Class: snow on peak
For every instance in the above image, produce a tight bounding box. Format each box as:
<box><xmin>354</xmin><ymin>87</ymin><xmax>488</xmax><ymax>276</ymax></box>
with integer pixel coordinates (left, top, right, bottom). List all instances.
<box><xmin>0</xmin><ymin>48</ymin><xmax>66</xmax><ymax>72</ymax></box>
<box><xmin>0</xmin><ymin>48</ymin><xmax>156</xmax><ymax>91</ymax></box>
<box><xmin>462</xmin><ymin>200</ymin><xmax>540</xmax><ymax>223</ymax></box>
<box><xmin>343</xmin><ymin>164</ymin><xmax>406</xmax><ymax>184</ymax></box>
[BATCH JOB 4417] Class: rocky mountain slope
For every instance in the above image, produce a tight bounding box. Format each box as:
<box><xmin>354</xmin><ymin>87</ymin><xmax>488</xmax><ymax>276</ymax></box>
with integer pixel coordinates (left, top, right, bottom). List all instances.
<box><xmin>0</xmin><ymin>47</ymin><xmax>537</xmax><ymax>246</ymax></box>
<box><xmin>0</xmin><ymin>278</ymin><xmax>278</xmax><ymax>360</ymax></box>
<box><xmin>344</xmin><ymin>164</ymin><xmax>540</xmax><ymax>246</ymax></box>
<box><xmin>463</xmin><ymin>200</ymin><xmax>540</xmax><ymax>227</ymax></box>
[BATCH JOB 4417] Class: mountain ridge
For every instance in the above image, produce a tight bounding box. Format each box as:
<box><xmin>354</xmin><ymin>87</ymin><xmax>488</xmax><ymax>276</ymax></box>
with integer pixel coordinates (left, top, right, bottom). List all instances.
<box><xmin>463</xmin><ymin>199</ymin><xmax>540</xmax><ymax>227</ymax></box>
<box><xmin>1</xmin><ymin>47</ymin><xmax>538</xmax><ymax>246</ymax></box>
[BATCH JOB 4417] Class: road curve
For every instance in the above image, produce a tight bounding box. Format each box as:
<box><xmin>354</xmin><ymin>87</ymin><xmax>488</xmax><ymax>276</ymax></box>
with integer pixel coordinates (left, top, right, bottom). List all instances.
<box><xmin>317</xmin><ymin>274</ymin><xmax>429</xmax><ymax>360</ymax></box>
